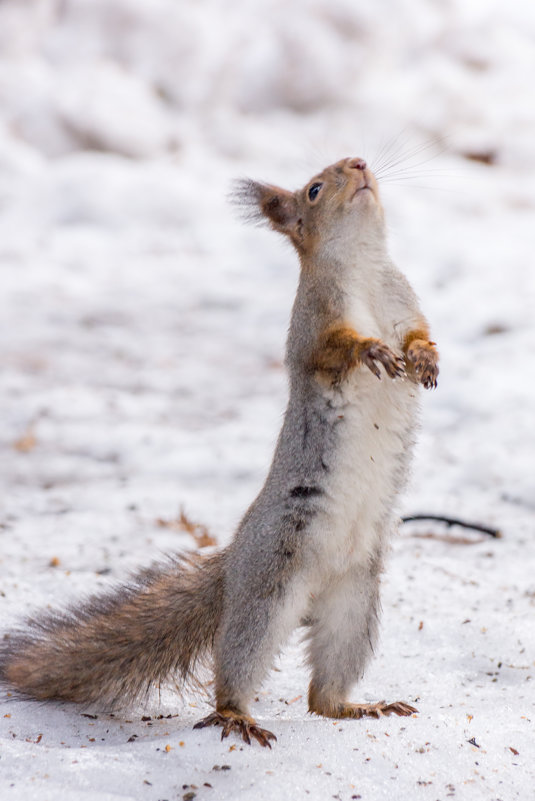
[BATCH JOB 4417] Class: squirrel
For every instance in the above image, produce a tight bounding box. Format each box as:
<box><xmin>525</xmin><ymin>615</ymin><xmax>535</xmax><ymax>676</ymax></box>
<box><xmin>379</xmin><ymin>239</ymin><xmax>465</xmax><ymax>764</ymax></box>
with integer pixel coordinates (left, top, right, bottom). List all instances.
<box><xmin>0</xmin><ymin>157</ymin><xmax>439</xmax><ymax>748</ymax></box>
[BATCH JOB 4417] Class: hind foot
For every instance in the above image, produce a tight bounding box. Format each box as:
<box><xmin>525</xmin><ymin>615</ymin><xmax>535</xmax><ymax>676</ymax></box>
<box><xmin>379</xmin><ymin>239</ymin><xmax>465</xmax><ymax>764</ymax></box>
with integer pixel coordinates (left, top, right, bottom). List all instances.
<box><xmin>309</xmin><ymin>691</ymin><xmax>418</xmax><ymax>720</ymax></box>
<box><xmin>194</xmin><ymin>709</ymin><xmax>277</xmax><ymax>748</ymax></box>
<box><xmin>334</xmin><ymin>700</ymin><xmax>418</xmax><ymax>719</ymax></box>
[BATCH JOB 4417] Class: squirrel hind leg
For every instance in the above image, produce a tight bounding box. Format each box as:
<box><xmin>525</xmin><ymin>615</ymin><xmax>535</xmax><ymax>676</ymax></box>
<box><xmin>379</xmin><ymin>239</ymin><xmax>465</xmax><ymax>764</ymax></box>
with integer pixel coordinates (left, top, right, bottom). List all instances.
<box><xmin>305</xmin><ymin>559</ymin><xmax>418</xmax><ymax>721</ymax></box>
<box><xmin>205</xmin><ymin>555</ymin><xmax>313</xmax><ymax>746</ymax></box>
<box><xmin>306</xmin><ymin>561</ymin><xmax>381</xmax><ymax>686</ymax></box>
<box><xmin>305</xmin><ymin>560</ymin><xmax>382</xmax><ymax>716</ymax></box>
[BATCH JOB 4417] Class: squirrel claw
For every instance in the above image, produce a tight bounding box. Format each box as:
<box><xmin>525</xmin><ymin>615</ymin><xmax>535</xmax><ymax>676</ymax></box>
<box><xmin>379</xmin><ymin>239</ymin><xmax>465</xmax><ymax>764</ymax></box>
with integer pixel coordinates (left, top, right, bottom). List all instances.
<box><xmin>361</xmin><ymin>342</ymin><xmax>405</xmax><ymax>381</ymax></box>
<box><xmin>194</xmin><ymin>710</ymin><xmax>277</xmax><ymax>748</ymax></box>
<box><xmin>420</xmin><ymin>365</ymin><xmax>439</xmax><ymax>390</ymax></box>
<box><xmin>379</xmin><ymin>700</ymin><xmax>418</xmax><ymax>716</ymax></box>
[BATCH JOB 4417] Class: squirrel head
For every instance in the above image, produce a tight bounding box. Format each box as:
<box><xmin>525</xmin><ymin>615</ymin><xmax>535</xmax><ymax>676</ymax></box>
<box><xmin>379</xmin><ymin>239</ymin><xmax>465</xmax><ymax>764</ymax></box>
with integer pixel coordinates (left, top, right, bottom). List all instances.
<box><xmin>235</xmin><ymin>157</ymin><xmax>385</xmax><ymax>260</ymax></box>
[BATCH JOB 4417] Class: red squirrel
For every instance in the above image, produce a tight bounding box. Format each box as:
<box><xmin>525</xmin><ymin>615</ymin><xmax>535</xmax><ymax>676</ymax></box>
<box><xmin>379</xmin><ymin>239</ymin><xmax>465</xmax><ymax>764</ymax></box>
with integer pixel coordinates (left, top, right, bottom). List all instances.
<box><xmin>0</xmin><ymin>157</ymin><xmax>438</xmax><ymax>747</ymax></box>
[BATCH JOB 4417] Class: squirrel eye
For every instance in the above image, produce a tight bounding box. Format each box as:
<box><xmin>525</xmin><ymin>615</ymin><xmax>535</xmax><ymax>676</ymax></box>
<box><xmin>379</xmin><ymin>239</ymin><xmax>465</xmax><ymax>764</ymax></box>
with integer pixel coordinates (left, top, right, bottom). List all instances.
<box><xmin>308</xmin><ymin>182</ymin><xmax>323</xmax><ymax>202</ymax></box>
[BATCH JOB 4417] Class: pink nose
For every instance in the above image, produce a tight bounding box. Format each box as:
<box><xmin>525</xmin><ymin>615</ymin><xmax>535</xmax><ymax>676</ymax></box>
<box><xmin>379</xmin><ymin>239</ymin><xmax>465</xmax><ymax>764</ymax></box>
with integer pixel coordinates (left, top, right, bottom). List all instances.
<box><xmin>348</xmin><ymin>158</ymin><xmax>367</xmax><ymax>171</ymax></box>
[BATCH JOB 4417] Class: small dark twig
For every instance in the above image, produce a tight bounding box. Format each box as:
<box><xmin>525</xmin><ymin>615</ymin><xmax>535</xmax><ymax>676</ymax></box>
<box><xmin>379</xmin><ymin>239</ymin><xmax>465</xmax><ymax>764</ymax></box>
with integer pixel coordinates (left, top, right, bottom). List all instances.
<box><xmin>401</xmin><ymin>515</ymin><xmax>501</xmax><ymax>539</ymax></box>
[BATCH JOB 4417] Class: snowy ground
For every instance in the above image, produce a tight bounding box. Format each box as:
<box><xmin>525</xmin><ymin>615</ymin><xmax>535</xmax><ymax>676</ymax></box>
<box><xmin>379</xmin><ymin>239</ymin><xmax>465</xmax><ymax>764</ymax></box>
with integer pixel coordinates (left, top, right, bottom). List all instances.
<box><xmin>1</xmin><ymin>1</ymin><xmax>534</xmax><ymax>800</ymax></box>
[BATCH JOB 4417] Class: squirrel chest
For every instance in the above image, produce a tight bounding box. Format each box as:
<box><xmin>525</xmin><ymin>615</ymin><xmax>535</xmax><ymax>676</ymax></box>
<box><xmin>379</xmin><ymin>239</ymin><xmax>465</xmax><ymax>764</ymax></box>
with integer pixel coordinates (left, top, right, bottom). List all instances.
<box><xmin>307</xmin><ymin>361</ymin><xmax>418</xmax><ymax>575</ymax></box>
<box><xmin>293</xmin><ymin>264</ymin><xmax>420</xmax><ymax>574</ymax></box>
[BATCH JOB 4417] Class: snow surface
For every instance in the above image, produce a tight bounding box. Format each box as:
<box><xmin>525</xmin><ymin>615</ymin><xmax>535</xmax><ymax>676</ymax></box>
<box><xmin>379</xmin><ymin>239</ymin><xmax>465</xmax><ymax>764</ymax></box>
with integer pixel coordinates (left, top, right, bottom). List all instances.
<box><xmin>1</xmin><ymin>1</ymin><xmax>534</xmax><ymax>799</ymax></box>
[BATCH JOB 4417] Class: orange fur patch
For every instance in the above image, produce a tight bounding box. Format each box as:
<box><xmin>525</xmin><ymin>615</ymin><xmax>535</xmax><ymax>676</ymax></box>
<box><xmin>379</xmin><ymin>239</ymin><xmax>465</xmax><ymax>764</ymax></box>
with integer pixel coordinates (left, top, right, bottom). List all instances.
<box><xmin>402</xmin><ymin>327</ymin><xmax>431</xmax><ymax>352</ymax></box>
<box><xmin>214</xmin><ymin>706</ymin><xmax>256</xmax><ymax>725</ymax></box>
<box><xmin>312</xmin><ymin>324</ymin><xmax>405</xmax><ymax>384</ymax></box>
<box><xmin>312</xmin><ymin>324</ymin><xmax>386</xmax><ymax>381</ymax></box>
<box><xmin>312</xmin><ymin>324</ymin><xmax>360</xmax><ymax>375</ymax></box>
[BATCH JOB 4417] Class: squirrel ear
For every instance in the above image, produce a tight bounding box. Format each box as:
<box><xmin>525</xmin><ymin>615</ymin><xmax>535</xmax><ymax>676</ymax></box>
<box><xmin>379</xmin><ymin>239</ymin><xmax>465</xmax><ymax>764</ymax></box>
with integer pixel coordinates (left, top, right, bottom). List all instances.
<box><xmin>233</xmin><ymin>179</ymin><xmax>301</xmax><ymax>241</ymax></box>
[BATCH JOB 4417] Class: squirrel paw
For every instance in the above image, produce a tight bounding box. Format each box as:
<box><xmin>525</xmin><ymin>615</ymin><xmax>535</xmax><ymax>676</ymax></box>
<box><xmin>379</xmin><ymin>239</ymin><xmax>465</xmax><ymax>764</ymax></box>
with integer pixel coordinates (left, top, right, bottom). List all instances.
<box><xmin>193</xmin><ymin>710</ymin><xmax>277</xmax><ymax>748</ymax></box>
<box><xmin>360</xmin><ymin>341</ymin><xmax>406</xmax><ymax>381</ymax></box>
<box><xmin>333</xmin><ymin>700</ymin><xmax>418</xmax><ymax>719</ymax></box>
<box><xmin>405</xmin><ymin>341</ymin><xmax>439</xmax><ymax>389</ymax></box>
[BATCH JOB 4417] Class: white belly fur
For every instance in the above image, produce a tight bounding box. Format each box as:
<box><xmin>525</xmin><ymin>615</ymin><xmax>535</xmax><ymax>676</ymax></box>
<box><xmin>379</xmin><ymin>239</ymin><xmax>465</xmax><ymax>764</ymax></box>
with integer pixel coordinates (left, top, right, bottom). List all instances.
<box><xmin>310</xmin><ymin>368</ymin><xmax>418</xmax><ymax>576</ymax></box>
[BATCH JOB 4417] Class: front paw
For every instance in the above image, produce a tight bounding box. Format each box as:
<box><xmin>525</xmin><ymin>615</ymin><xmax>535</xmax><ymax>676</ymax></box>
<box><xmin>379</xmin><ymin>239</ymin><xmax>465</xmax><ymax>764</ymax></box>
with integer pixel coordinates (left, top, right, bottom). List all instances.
<box><xmin>406</xmin><ymin>341</ymin><xmax>439</xmax><ymax>389</ymax></box>
<box><xmin>360</xmin><ymin>340</ymin><xmax>406</xmax><ymax>381</ymax></box>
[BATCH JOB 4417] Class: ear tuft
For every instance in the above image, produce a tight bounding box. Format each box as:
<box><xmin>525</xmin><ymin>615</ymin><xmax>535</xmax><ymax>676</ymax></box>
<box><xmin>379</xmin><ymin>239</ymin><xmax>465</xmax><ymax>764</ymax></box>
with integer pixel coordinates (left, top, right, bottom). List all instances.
<box><xmin>230</xmin><ymin>178</ymin><xmax>299</xmax><ymax>240</ymax></box>
<box><xmin>230</xmin><ymin>179</ymin><xmax>269</xmax><ymax>227</ymax></box>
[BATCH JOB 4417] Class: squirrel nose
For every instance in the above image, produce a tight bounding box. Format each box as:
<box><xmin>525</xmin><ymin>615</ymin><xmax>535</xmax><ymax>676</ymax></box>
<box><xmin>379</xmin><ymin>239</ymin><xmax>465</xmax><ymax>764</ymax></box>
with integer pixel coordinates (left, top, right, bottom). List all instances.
<box><xmin>348</xmin><ymin>158</ymin><xmax>367</xmax><ymax>171</ymax></box>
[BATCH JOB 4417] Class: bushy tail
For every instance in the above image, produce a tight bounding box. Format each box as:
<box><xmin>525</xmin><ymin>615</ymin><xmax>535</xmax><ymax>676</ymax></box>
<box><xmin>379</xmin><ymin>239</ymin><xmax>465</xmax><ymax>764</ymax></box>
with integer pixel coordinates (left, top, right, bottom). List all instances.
<box><xmin>0</xmin><ymin>550</ymin><xmax>226</xmax><ymax>708</ymax></box>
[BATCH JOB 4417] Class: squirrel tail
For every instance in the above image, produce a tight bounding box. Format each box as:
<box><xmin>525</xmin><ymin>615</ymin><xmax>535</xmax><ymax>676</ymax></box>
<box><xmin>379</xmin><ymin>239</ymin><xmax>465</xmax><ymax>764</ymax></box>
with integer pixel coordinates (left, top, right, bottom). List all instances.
<box><xmin>0</xmin><ymin>550</ymin><xmax>225</xmax><ymax>708</ymax></box>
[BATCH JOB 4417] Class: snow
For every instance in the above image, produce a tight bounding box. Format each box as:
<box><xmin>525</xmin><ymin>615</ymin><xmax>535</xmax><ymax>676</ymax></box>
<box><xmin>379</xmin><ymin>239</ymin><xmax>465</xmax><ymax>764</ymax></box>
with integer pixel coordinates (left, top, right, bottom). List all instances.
<box><xmin>1</xmin><ymin>0</ymin><xmax>534</xmax><ymax>799</ymax></box>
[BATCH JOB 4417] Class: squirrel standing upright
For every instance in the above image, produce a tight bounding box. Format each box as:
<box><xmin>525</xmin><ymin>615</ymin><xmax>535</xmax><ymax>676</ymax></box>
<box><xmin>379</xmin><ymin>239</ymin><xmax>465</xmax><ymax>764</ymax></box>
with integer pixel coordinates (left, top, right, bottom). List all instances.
<box><xmin>0</xmin><ymin>157</ymin><xmax>439</xmax><ymax>747</ymax></box>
